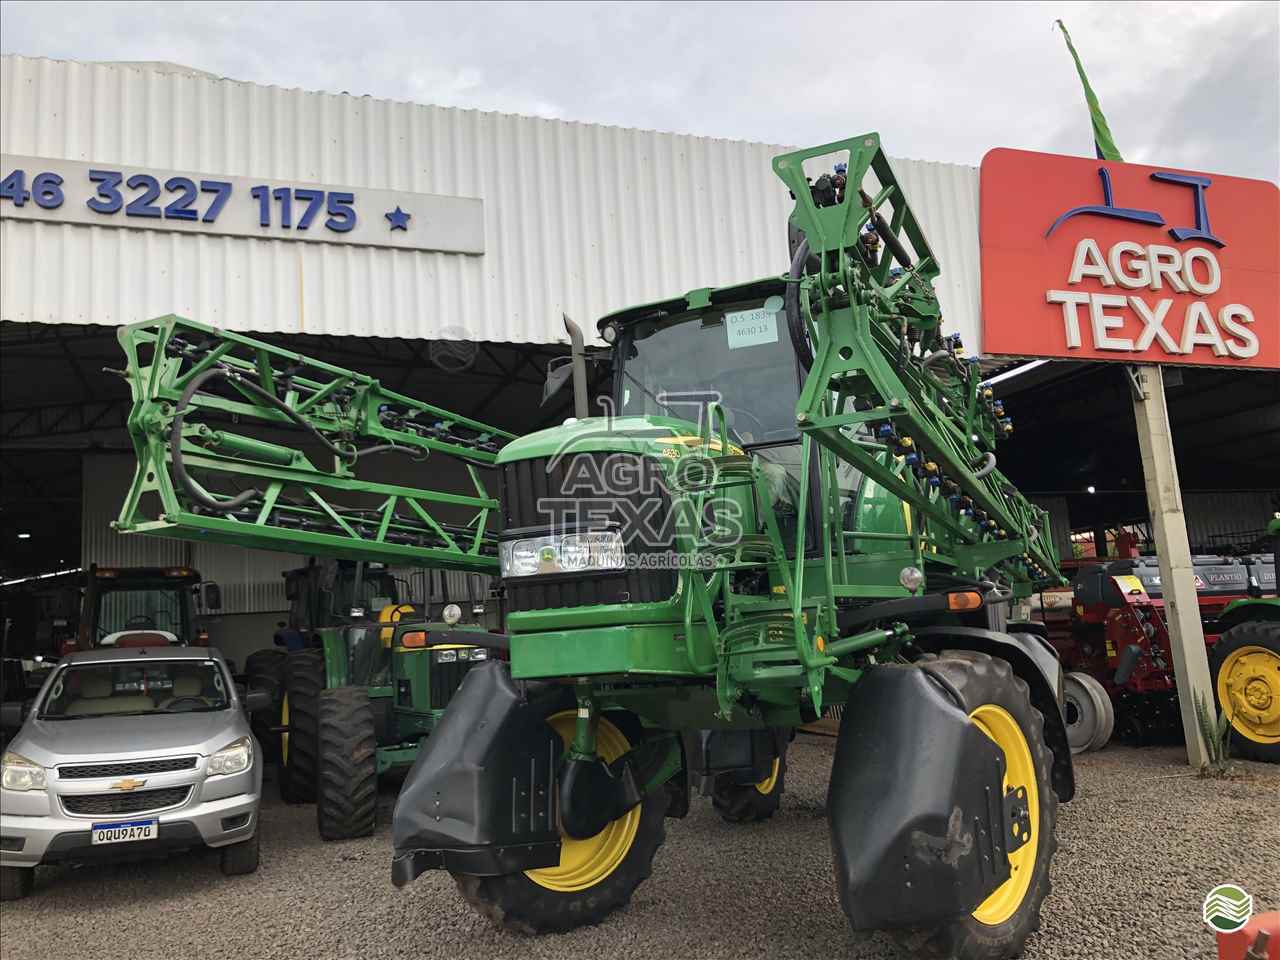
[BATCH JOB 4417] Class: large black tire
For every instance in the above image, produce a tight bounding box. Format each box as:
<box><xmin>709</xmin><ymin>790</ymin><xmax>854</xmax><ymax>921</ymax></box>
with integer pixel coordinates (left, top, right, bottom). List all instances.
<box><xmin>278</xmin><ymin>649</ymin><xmax>324</xmax><ymax>804</ymax></box>
<box><xmin>892</xmin><ymin>651</ymin><xmax>1058</xmax><ymax>960</ymax></box>
<box><xmin>0</xmin><ymin>865</ymin><xmax>34</xmax><ymax>901</ymax></box>
<box><xmin>218</xmin><ymin>830</ymin><xmax>260</xmax><ymax>876</ymax></box>
<box><xmin>711</xmin><ymin>738</ymin><xmax>788</xmax><ymax>823</ymax></box>
<box><xmin>1210</xmin><ymin>620</ymin><xmax>1280</xmax><ymax>763</ymax></box>
<box><xmin>244</xmin><ymin>648</ymin><xmax>288</xmax><ymax>763</ymax></box>
<box><xmin>452</xmin><ymin>711</ymin><xmax>667</xmax><ymax>934</ymax></box>
<box><xmin>316</xmin><ymin>686</ymin><xmax>378</xmax><ymax>840</ymax></box>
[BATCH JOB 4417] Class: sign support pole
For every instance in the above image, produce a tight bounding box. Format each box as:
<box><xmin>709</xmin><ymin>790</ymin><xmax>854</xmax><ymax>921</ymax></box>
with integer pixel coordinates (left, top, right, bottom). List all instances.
<box><xmin>1129</xmin><ymin>363</ymin><xmax>1213</xmax><ymax>768</ymax></box>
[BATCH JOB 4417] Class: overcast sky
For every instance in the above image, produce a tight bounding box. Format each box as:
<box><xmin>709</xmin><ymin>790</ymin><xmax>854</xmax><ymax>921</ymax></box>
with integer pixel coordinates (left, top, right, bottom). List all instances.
<box><xmin>2</xmin><ymin>1</ymin><xmax>1277</xmax><ymax>182</ymax></box>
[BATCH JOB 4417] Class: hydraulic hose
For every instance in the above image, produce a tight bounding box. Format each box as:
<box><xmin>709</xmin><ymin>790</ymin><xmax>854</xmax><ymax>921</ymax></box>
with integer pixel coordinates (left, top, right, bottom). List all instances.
<box><xmin>972</xmin><ymin>452</ymin><xmax>997</xmax><ymax>479</ymax></box>
<box><xmin>785</xmin><ymin>237</ymin><xmax>815</xmax><ymax>371</ymax></box>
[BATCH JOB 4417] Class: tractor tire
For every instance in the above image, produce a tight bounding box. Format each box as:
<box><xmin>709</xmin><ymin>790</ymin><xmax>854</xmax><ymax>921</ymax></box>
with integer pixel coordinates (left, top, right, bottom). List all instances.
<box><xmin>451</xmin><ymin>710</ymin><xmax>667</xmax><ymax>934</ymax></box>
<box><xmin>316</xmin><ymin>686</ymin><xmax>378</xmax><ymax>840</ymax></box>
<box><xmin>1210</xmin><ymin>621</ymin><xmax>1280</xmax><ymax>763</ymax></box>
<box><xmin>893</xmin><ymin>651</ymin><xmax>1057</xmax><ymax>960</ymax></box>
<box><xmin>711</xmin><ymin>739</ymin><xmax>788</xmax><ymax>823</ymax></box>
<box><xmin>244</xmin><ymin>648</ymin><xmax>288</xmax><ymax>763</ymax></box>
<box><xmin>278</xmin><ymin>649</ymin><xmax>324</xmax><ymax>804</ymax></box>
<box><xmin>1062</xmin><ymin>671</ymin><xmax>1110</xmax><ymax>754</ymax></box>
<box><xmin>0</xmin><ymin>866</ymin><xmax>34</xmax><ymax>901</ymax></box>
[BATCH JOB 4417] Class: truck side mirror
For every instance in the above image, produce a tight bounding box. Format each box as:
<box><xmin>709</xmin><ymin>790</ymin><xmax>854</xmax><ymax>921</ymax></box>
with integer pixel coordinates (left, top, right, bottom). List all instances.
<box><xmin>242</xmin><ymin>688</ymin><xmax>272</xmax><ymax>713</ymax></box>
<box><xmin>542</xmin><ymin>355</ymin><xmax>574</xmax><ymax>406</ymax></box>
<box><xmin>0</xmin><ymin>699</ymin><xmax>28</xmax><ymax>731</ymax></box>
<box><xmin>202</xmin><ymin>583</ymin><xmax>223</xmax><ymax>611</ymax></box>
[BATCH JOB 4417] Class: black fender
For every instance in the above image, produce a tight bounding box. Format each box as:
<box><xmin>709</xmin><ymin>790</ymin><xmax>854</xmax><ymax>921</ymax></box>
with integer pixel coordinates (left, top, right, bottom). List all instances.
<box><xmin>828</xmin><ymin>664</ymin><xmax>1011</xmax><ymax>930</ymax></box>
<box><xmin>390</xmin><ymin>660</ymin><xmax>564</xmax><ymax>885</ymax></box>
<box><xmin>914</xmin><ymin>625</ymin><xmax>1075</xmax><ymax>802</ymax></box>
<box><xmin>1213</xmin><ymin>600</ymin><xmax>1280</xmax><ymax>634</ymax></box>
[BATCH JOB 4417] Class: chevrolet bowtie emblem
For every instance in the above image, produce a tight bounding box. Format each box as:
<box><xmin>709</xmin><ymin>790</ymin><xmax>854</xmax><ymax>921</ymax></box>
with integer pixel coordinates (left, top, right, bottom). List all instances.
<box><xmin>110</xmin><ymin>778</ymin><xmax>147</xmax><ymax>792</ymax></box>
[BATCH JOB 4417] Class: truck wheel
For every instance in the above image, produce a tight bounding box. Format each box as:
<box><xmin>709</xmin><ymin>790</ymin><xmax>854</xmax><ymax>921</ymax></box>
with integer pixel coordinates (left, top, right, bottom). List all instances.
<box><xmin>0</xmin><ymin>866</ymin><xmax>34</xmax><ymax>901</ymax></box>
<box><xmin>452</xmin><ymin>710</ymin><xmax>667</xmax><ymax>934</ymax></box>
<box><xmin>894</xmin><ymin>651</ymin><xmax>1057</xmax><ymax>960</ymax></box>
<box><xmin>711</xmin><ymin>740</ymin><xmax>787</xmax><ymax>823</ymax></box>
<box><xmin>1062</xmin><ymin>671</ymin><xmax>1109</xmax><ymax>754</ymax></box>
<box><xmin>1210</xmin><ymin>621</ymin><xmax>1280</xmax><ymax>763</ymax></box>
<box><xmin>278</xmin><ymin>649</ymin><xmax>324</xmax><ymax>804</ymax></box>
<box><xmin>316</xmin><ymin>686</ymin><xmax>378</xmax><ymax>840</ymax></box>
<box><xmin>244</xmin><ymin>648</ymin><xmax>288</xmax><ymax>763</ymax></box>
<box><xmin>219</xmin><ymin>830</ymin><xmax>260</xmax><ymax>876</ymax></box>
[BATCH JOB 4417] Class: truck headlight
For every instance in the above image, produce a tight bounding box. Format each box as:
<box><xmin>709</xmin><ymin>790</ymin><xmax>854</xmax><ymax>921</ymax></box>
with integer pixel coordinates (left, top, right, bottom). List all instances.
<box><xmin>1</xmin><ymin>751</ymin><xmax>46</xmax><ymax>792</ymax></box>
<box><xmin>499</xmin><ymin>531</ymin><xmax>625</xmax><ymax>578</ymax></box>
<box><xmin>208</xmin><ymin>736</ymin><xmax>253</xmax><ymax>776</ymax></box>
<box><xmin>469</xmin><ymin>648</ymin><xmax>488</xmax><ymax>661</ymax></box>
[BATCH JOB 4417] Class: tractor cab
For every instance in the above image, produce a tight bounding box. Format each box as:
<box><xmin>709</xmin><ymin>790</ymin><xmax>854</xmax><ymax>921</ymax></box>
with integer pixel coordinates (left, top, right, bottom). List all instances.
<box><xmin>70</xmin><ymin>565</ymin><xmax>219</xmax><ymax>654</ymax></box>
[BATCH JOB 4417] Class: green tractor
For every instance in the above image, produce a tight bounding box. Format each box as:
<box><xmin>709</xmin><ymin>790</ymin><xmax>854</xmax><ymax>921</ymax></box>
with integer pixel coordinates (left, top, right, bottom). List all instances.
<box><xmin>241</xmin><ymin>559</ymin><xmax>504</xmax><ymax>838</ymax></box>
<box><xmin>1208</xmin><ymin>513</ymin><xmax>1280</xmax><ymax>761</ymax></box>
<box><xmin>112</xmin><ymin>134</ymin><xmax>1074</xmax><ymax>958</ymax></box>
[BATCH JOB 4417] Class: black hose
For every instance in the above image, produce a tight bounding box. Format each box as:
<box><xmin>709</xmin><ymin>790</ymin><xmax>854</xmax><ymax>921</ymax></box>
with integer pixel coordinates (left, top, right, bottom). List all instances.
<box><xmin>785</xmin><ymin>237</ymin><xmax>814</xmax><ymax>371</ymax></box>
<box><xmin>170</xmin><ymin>367</ymin><xmax>262</xmax><ymax>514</ymax></box>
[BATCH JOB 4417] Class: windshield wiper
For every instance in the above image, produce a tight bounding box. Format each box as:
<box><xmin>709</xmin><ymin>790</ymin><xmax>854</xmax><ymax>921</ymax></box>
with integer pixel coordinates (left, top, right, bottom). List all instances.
<box><xmin>42</xmin><ymin>710</ymin><xmax>160</xmax><ymax>720</ymax></box>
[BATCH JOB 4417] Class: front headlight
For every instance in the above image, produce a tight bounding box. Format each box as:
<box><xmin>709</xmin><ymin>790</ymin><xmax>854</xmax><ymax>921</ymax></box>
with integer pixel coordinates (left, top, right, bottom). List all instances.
<box><xmin>469</xmin><ymin>648</ymin><xmax>489</xmax><ymax>661</ymax></box>
<box><xmin>499</xmin><ymin>531</ymin><xmax>625</xmax><ymax>578</ymax></box>
<box><xmin>208</xmin><ymin>736</ymin><xmax>253</xmax><ymax>776</ymax></box>
<box><xmin>1</xmin><ymin>751</ymin><xmax>47</xmax><ymax>792</ymax></box>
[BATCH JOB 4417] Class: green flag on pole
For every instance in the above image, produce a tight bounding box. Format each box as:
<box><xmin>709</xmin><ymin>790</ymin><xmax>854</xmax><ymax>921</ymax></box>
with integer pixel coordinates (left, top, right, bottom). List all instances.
<box><xmin>1055</xmin><ymin>20</ymin><xmax>1123</xmax><ymax>162</ymax></box>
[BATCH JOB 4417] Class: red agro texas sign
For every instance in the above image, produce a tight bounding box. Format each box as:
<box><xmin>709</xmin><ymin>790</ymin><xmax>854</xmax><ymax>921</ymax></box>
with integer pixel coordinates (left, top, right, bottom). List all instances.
<box><xmin>979</xmin><ymin>148</ymin><xmax>1279</xmax><ymax>369</ymax></box>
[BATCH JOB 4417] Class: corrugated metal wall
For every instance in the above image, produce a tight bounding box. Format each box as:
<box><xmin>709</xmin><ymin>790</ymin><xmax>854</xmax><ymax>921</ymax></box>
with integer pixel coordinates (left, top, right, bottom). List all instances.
<box><xmin>82</xmin><ymin>453</ymin><xmax>300</xmax><ymax>613</ymax></box>
<box><xmin>1</xmin><ymin>55</ymin><xmax>982</xmax><ymax>348</ymax></box>
<box><xmin>1028</xmin><ymin>495</ymin><xmax>1072</xmax><ymax>563</ymax></box>
<box><xmin>1183</xmin><ymin>491</ymin><xmax>1280</xmax><ymax>553</ymax></box>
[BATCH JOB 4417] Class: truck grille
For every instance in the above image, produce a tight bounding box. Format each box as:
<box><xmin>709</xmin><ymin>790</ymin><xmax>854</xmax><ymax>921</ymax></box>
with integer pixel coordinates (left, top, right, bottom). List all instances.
<box><xmin>62</xmin><ymin>786</ymin><xmax>190</xmax><ymax>816</ymax></box>
<box><xmin>500</xmin><ymin>452</ymin><xmax>677</xmax><ymax>612</ymax></box>
<box><xmin>58</xmin><ymin>757</ymin><xmax>198</xmax><ymax>780</ymax></box>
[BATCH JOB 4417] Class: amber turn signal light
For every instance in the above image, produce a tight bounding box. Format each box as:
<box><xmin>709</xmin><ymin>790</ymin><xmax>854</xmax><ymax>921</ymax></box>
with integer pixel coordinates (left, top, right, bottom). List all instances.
<box><xmin>946</xmin><ymin>590</ymin><xmax>984</xmax><ymax>611</ymax></box>
<box><xmin>400</xmin><ymin>630</ymin><xmax>428</xmax><ymax>648</ymax></box>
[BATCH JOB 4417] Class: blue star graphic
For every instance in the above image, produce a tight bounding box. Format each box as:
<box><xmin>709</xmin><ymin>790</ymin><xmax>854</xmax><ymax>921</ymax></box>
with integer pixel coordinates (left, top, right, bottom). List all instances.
<box><xmin>385</xmin><ymin>206</ymin><xmax>411</xmax><ymax>230</ymax></box>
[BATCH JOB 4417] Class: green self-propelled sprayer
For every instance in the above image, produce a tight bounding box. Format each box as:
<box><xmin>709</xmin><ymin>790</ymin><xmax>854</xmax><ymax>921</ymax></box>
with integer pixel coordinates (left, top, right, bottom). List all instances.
<box><xmin>114</xmin><ymin>134</ymin><xmax>1072</xmax><ymax>960</ymax></box>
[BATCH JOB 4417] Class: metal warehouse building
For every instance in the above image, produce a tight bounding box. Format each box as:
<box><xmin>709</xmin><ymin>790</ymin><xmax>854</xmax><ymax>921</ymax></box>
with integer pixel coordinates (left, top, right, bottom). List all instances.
<box><xmin>2</xmin><ymin>55</ymin><xmax>1275</xmax><ymax>663</ymax></box>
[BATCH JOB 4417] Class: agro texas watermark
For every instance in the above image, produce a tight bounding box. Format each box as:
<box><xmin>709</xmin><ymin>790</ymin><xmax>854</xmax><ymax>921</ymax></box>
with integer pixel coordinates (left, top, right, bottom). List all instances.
<box><xmin>535</xmin><ymin>391</ymin><xmax>749</xmax><ymax>569</ymax></box>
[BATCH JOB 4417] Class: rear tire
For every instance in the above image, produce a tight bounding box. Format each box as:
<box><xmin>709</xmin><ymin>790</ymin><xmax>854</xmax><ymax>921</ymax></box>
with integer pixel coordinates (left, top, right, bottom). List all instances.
<box><xmin>711</xmin><ymin>739</ymin><xmax>788</xmax><ymax>823</ymax></box>
<box><xmin>892</xmin><ymin>651</ymin><xmax>1057</xmax><ymax>960</ymax></box>
<box><xmin>0</xmin><ymin>865</ymin><xmax>34</xmax><ymax>901</ymax></box>
<box><xmin>218</xmin><ymin>830</ymin><xmax>260</xmax><ymax>876</ymax></box>
<box><xmin>244</xmin><ymin>648</ymin><xmax>288</xmax><ymax>763</ymax></box>
<box><xmin>452</xmin><ymin>711</ymin><xmax>667</xmax><ymax>934</ymax></box>
<box><xmin>278</xmin><ymin>649</ymin><xmax>324</xmax><ymax>804</ymax></box>
<box><xmin>316</xmin><ymin>686</ymin><xmax>378</xmax><ymax>840</ymax></box>
<box><xmin>1210</xmin><ymin>620</ymin><xmax>1280</xmax><ymax>763</ymax></box>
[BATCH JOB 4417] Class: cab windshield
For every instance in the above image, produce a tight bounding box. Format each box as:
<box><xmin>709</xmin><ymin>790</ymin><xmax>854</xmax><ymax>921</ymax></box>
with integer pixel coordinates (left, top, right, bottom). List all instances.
<box><xmin>39</xmin><ymin>659</ymin><xmax>230</xmax><ymax>719</ymax></box>
<box><xmin>96</xmin><ymin>587</ymin><xmax>188</xmax><ymax>640</ymax></box>
<box><xmin>614</xmin><ymin>296</ymin><xmax>801</xmax><ymax>447</ymax></box>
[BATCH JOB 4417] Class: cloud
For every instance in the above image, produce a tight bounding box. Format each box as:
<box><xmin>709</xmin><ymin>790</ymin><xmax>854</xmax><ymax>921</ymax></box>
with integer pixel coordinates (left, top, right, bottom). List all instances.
<box><xmin>1</xmin><ymin>0</ymin><xmax>1275</xmax><ymax>180</ymax></box>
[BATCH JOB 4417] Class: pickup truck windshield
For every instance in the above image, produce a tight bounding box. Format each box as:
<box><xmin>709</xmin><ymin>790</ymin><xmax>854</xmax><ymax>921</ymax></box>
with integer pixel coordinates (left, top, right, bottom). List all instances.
<box><xmin>39</xmin><ymin>660</ymin><xmax>230</xmax><ymax>719</ymax></box>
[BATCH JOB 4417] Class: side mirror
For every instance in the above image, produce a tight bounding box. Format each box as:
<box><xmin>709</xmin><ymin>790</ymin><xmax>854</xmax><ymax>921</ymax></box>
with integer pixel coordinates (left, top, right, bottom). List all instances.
<box><xmin>243</xmin><ymin>688</ymin><xmax>272</xmax><ymax>713</ymax></box>
<box><xmin>202</xmin><ymin>583</ymin><xmax>223</xmax><ymax>611</ymax></box>
<box><xmin>1</xmin><ymin>699</ymin><xmax>29</xmax><ymax>732</ymax></box>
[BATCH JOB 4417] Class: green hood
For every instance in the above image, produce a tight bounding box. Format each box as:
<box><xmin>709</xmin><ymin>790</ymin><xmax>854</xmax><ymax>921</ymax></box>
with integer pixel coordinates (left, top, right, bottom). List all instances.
<box><xmin>497</xmin><ymin>414</ymin><xmax>740</xmax><ymax>463</ymax></box>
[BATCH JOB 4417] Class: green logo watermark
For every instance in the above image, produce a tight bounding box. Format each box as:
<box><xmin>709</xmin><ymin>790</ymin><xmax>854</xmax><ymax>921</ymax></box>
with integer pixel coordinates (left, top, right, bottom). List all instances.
<box><xmin>1203</xmin><ymin>883</ymin><xmax>1254</xmax><ymax>933</ymax></box>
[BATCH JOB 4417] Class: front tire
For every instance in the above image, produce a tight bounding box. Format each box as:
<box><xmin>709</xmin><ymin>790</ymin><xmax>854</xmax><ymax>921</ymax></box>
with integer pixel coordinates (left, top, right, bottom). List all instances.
<box><xmin>244</xmin><ymin>648</ymin><xmax>288</xmax><ymax>763</ymax></box>
<box><xmin>219</xmin><ymin>830</ymin><xmax>260</xmax><ymax>876</ymax></box>
<box><xmin>0</xmin><ymin>865</ymin><xmax>34</xmax><ymax>901</ymax></box>
<box><xmin>316</xmin><ymin>686</ymin><xmax>378</xmax><ymax>840</ymax></box>
<box><xmin>278</xmin><ymin>649</ymin><xmax>324</xmax><ymax>804</ymax></box>
<box><xmin>894</xmin><ymin>651</ymin><xmax>1058</xmax><ymax>960</ymax></box>
<box><xmin>711</xmin><ymin>737</ymin><xmax>788</xmax><ymax>823</ymax></box>
<box><xmin>452</xmin><ymin>711</ymin><xmax>667</xmax><ymax>934</ymax></box>
<box><xmin>1210</xmin><ymin>621</ymin><xmax>1280</xmax><ymax>763</ymax></box>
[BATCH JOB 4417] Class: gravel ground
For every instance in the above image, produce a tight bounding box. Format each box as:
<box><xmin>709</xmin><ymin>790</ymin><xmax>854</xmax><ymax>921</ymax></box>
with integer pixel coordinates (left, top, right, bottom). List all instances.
<box><xmin>2</xmin><ymin>738</ymin><xmax>1276</xmax><ymax>960</ymax></box>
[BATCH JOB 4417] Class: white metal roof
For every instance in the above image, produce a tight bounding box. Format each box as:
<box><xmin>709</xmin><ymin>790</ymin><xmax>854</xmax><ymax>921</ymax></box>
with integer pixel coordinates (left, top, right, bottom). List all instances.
<box><xmin>1</xmin><ymin>55</ymin><xmax>981</xmax><ymax>348</ymax></box>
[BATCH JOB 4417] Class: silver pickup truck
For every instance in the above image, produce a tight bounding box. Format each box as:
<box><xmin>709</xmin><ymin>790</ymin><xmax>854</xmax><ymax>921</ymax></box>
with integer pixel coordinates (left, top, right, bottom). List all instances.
<box><xmin>0</xmin><ymin>646</ymin><xmax>269</xmax><ymax>900</ymax></box>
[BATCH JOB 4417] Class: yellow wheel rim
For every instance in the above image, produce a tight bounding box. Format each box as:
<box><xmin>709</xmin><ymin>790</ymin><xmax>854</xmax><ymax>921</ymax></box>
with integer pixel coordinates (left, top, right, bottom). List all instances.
<box><xmin>755</xmin><ymin>757</ymin><xmax>781</xmax><ymax>795</ymax></box>
<box><xmin>1217</xmin><ymin>645</ymin><xmax>1280</xmax><ymax>744</ymax></box>
<box><xmin>969</xmin><ymin>704</ymin><xmax>1039</xmax><ymax>927</ymax></box>
<box><xmin>280</xmin><ymin>693</ymin><xmax>290</xmax><ymax>765</ymax></box>
<box><xmin>525</xmin><ymin>712</ymin><xmax>641</xmax><ymax>893</ymax></box>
